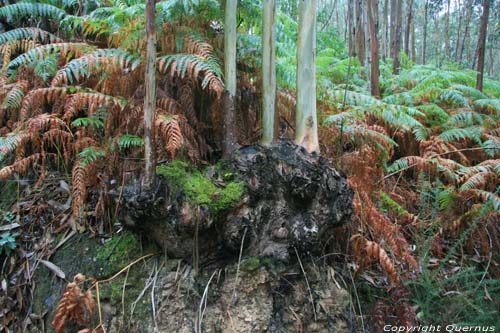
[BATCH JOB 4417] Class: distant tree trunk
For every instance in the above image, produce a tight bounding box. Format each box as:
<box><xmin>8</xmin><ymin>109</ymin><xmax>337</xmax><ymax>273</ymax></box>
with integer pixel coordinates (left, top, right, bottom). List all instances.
<box><xmin>348</xmin><ymin>0</ymin><xmax>355</xmax><ymax>57</ymax></box>
<box><xmin>296</xmin><ymin>0</ymin><xmax>319</xmax><ymax>154</ymax></box>
<box><xmin>393</xmin><ymin>0</ymin><xmax>403</xmax><ymax>74</ymax></box>
<box><xmin>143</xmin><ymin>0</ymin><xmax>157</xmax><ymax>190</ymax></box>
<box><xmin>476</xmin><ymin>0</ymin><xmax>490</xmax><ymax>92</ymax></box>
<box><xmin>382</xmin><ymin>0</ymin><xmax>389</xmax><ymax>60</ymax></box>
<box><xmin>459</xmin><ymin>0</ymin><xmax>473</xmax><ymax>63</ymax></box>
<box><xmin>367</xmin><ymin>0</ymin><xmax>380</xmax><ymax>97</ymax></box>
<box><xmin>404</xmin><ymin>0</ymin><xmax>414</xmax><ymax>57</ymax></box>
<box><xmin>355</xmin><ymin>0</ymin><xmax>365</xmax><ymax>65</ymax></box>
<box><xmin>261</xmin><ymin>0</ymin><xmax>276</xmax><ymax>145</ymax></box>
<box><xmin>410</xmin><ymin>18</ymin><xmax>416</xmax><ymax>62</ymax></box>
<box><xmin>390</xmin><ymin>0</ymin><xmax>397</xmax><ymax>59</ymax></box>
<box><xmin>422</xmin><ymin>0</ymin><xmax>428</xmax><ymax>64</ymax></box>
<box><xmin>223</xmin><ymin>0</ymin><xmax>237</xmax><ymax>157</ymax></box>
<box><xmin>454</xmin><ymin>0</ymin><xmax>463</xmax><ymax>62</ymax></box>
<box><xmin>444</xmin><ymin>0</ymin><xmax>451</xmax><ymax>61</ymax></box>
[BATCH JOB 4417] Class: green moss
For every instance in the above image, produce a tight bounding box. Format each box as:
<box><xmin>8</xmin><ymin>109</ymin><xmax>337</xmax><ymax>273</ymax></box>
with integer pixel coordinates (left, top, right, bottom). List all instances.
<box><xmin>157</xmin><ymin>160</ymin><xmax>245</xmax><ymax>213</ymax></box>
<box><xmin>96</xmin><ymin>232</ymin><xmax>142</xmax><ymax>276</ymax></box>
<box><xmin>240</xmin><ymin>257</ymin><xmax>261</xmax><ymax>271</ymax></box>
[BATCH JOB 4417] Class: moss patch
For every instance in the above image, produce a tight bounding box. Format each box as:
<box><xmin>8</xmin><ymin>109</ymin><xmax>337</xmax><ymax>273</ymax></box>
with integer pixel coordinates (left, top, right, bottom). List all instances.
<box><xmin>157</xmin><ymin>160</ymin><xmax>245</xmax><ymax>213</ymax></box>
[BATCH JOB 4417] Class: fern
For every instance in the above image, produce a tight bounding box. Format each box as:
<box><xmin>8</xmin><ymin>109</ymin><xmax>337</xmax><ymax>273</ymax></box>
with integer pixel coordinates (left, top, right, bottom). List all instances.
<box><xmin>0</xmin><ymin>3</ymin><xmax>67</xmax><ymax>21</ymax></box>
<box><xmin>6</xmin><ymin>43</ymin><xmax>96</xmax><ymax>73</ymax></box>
<box><xmin>0</xmin><ymin>133</ymin><xmax>30</xmax><ymax>163</ymax></box>
<box><xmin>451</xmin><ymin>84</ymin><xmax>487</xmax><ymax>101</ymax></box>
<box><xmin>438</xmin><ymin>126</ymin><xmax>483</xmax><ymax>143</ymax></box>
<box><xmin>2</xmin><ymin>80</ymin><xmax>28</xmax><ymax>109</ymax></box>
<box><xmin>474</xmin><ymin>99</ymin><xmax>500</xmax><ymax>114</ymax></box>
<box><xmin>118</xmin><ymin>134</ymin><xmax>144</xmax><ymax>149</ymax></box>
<box><xmin>328</xmin><ymin>89</ymin><xmax>382</xmax><ymax>107</ymax></box>
<box><xmin>51</xmin><ymin>49</ymin><xmax>143</xmax><ymax>86</ymax></box>
<box><xmin>72</xmin><ymin>117</ymin><xmax>104</xmax><ymax>130</ymax></box>
<box><xmin>157</xmin><ymin>54</ymin><xmax>224</xmax><ymax>96</ymax></box>
<box><xmin>0</xmin><ymin>28</ymin><xmax>62</xmax><ymax>46</ymax></box>
<box><xmin>79</xmin><ymin>147</ymin><xmax>106</xmax><ymax>167</ymax></box>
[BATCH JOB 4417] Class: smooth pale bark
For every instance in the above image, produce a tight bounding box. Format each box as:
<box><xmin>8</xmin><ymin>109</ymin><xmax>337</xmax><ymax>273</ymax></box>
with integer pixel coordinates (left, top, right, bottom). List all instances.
<box><xmin>296</xmin><ymin>0</ymin><xmax>319</xmax><ymax>154</ymax></box>
<box><xmin>444</xmin><ymin>0</ymin><xmax>451</xmax><ymax>60</ymax></box>
<box><xmin>459</xmin><ymin>0</ymin><xmax>473</xmax><ymax>63</ymax></box>
<box><xmin>222</xmin><ymin>0</ymin><xmax>237</xmax><ymax>157</ymax></box>
<box><xmin>367</xmin><ymin>0</ymin><xmax>380</xmax><ymax>97</ymax></box>
<box><xmin>261</xmin><ymin>0</ymin><xmax>276</xmax><ymax>145</ymax></box>
<box><xmin>143</xmin><ymin>0</ymin><xmax>157</xmax><ymax>190</ymax></box>
<box><xmin>476</xmin><ymin>0</ymin><xmax>490</xmax><ymax>92</ymax></box>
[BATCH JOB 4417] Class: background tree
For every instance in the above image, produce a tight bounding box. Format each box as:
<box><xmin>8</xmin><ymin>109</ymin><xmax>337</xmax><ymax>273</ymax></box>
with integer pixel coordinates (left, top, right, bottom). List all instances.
<box><xmin>367</xmin><ymin>0</ymin><xmax>380</xmax><ymax>97</ymax></box>
<box><xmin>143</xmin><ymin>0</ymin><xmax>156</xmax><ymax>189</ymax></box>
<box><xmin>223</xmin><ymin>0</ymin><xmax>237</xmax><ymax>157</ymax></box>
<box><xmin>261</xmin><ymin>0</ymin><xmax>276</xmax><ymax>146</ymax></box>
<box><xmin>295</xmin><ymin>0</ymin><xmax>319</xmax><ymax>153</ymax></box>
<box><xmin>476</xmin><ymin>0</ymin><xmax>490</xmax><ymax>92</ymax></box>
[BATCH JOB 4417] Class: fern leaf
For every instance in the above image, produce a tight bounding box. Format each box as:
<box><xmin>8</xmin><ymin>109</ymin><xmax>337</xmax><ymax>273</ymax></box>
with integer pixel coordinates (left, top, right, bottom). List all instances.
<box><xmin>51</xmin><ymin>49</ymin><xmax>143</xmax><ymax>86</ymax></box>
<box><xmin>118</xmin><ymin>134</ymin><xmax>144</xmax><ymax>149</ymax></box>
<box><xmin>0</xmin><ymin>3</ymin><xmax>66</xmax><ymax>21</ymax></box>
<box><xmin>155</xmin><ymin>113</ymin><xmax>183</xmax><ymax>159</ymax></box>
<box><xmin>7</xmin><ymin>43</ymin><xmax>96</xmax><ymax>73</ymax></box>
<box><xmin>0</xmin><ymin>132</ymin><xmax>30</xmax><ymax>163</ymax></box>
<box><xmin>79</xmin><ymin>147</ymin><xmax>106</xmax><ymax>167</ymax></box>
<box><xmin>2</xmin><ymin>80</ymin><xmax>28</xmax><ymax>109</ymax></box>
<box><xmin>0</xmin><ymin>28</ymin><xmax>62</xmax><ymax>46</ymax></box>
<box><xmin>20</xmin><ymin>87</ymin><xmax>73</xmax><ymax>121</ymax></box>
<box><xmin>474</xmin><ymin>99</ymin><xmax>500</xmax><ymax>114</ymax></box>
<box><xmin>157</xmin><ymin>54</ymin><xmax>224</xmax><ymax>96</ymax></box>
<box><xmin>0</xmin><ymin>153</ymin><xmax>41</xmax><ymax>180</ymax></box>
<box><xmin>438</xmin><ymin>126</ymin><xmax>483</xmax><ymax>143</ymax></box>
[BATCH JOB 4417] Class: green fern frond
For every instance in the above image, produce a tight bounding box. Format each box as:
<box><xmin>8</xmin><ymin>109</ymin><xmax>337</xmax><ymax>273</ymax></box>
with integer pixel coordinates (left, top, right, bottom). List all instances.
<box><xmin>79</xmin><ymin>146</ymin><xmax>106</xmax><ymax>167</ymax></box>
<box><xmin>6</xmin><ymin>43</ymin><xmax>96</xmax><ymax>73</ymax></box>
<box><xmin>439</xmin><ymin>89</ymin><xmax>470</xmax><ymax>108</ymax></box>
<box><xmin>417</xmin><ymin>104</ymin><xmax>450</xmax><ymax>127</ymax></box>
<box><xmin>451</xmin><ymin>84</ymin><xmax>487</xmax><ymax>101</ymax></box>
<box><xmin>438</xmin><ymin>186</ymin><xmax>457</xmax><ymax>210</ymax></box>
<box><xmin>72</xmin><ymin>117</ymin><xmax>104</xmax><ymax>130</ymax></box>
<box><xmin>474</xmin><ymin>99</ymin><xmax>500</xmax><ymax>114</ymax></box>
<box><xmin>0</xmin><ymin>132</ymin><xmax>30</xmax><ymax>163</ymax></box>
<box><xmin>438</xmin><ymin>126</ymin><xmax>483</xmax><ymax>143</ymax></box>
<box><xmin>157</xmin><ymin>54</ymin><xmax>224</xmax><ymax>95</ymax></box>
<box><xmin>0</xmin><ymin>2</ymin><xmax>67</xmax><ymax>21</ymax></box>
<box><xmin>52</xmin><ymin>49</ymin><xmax>142</xmax><ymax>86</ymax></box>
<box><xmin>118</xmin><ymin>134</ymin><xmax>144</xmax><ymax>149</ymax></box>
<box><xmin>327</xmin><ymin>89</ymin><xmax>382</xmax><ymax>107</ymax></box>
<box><xmin>0</xmin><ymin>28</ymin><xmax>62</xmax><ymax>46</ymax></box>
<box><xmin>2</xmin><ymin>80</ymin><xmax>28</xmax><ymax>109</ymax></box>
<box><xmin>447</xmin><ymin>111</ymin><xmax>484</xmax><ymax>127</ymax></box>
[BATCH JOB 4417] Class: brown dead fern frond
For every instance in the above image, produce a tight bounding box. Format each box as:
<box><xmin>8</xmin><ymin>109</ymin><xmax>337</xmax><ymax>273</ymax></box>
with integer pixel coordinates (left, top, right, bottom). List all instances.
<box><xmin>52</xmin><ymin>273</ymin><xmax>95</xmax><ymax>333</ymax></box>
<box><xmin>156</xmin><ymin>113</ymin><xmax>183</xmax><ymax>159</ymax></box>
<box><xmin>20</xmin><ymin>87</ymin><xmax>72</xmax><ymax>121</ymax></box>
<box><xmin>72</xmin><ymin>161</ymin><xmax>88</xmax><ymax>225</ymax></box>
<box><xmin>0</xmin><ymin>153</ymin><xmax>41</xmax><ymax>180</ymax></box>
<box><xmin>351</xmin><ymin>234</ymin><xmax>401</xmax><ymax>284</ymax></box>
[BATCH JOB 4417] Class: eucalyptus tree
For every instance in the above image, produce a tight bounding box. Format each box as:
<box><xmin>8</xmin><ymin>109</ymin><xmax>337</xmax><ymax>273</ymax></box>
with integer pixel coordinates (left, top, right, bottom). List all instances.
<box><xmin>223</xmin><ymin>0</ymin><xmax>237</xmax><ymax>157</ymax></box>
<box><xmin>295</xmin><ymin>0</ymin><xmax>319</xmax><ymax>153</ymax></box>
<box><xmin>476</xmin><ymin>0</ymin><xmax>490</xmax><ymax>92</ymax></box>
<box><xmin>261</xmin><ymin>0</ymin><xmax>277</xmax><ymax>145</ymax></box>
<box><xmin>143</xmin><ymin>0</ymin><xmax>157</xmax><ymax>189</ymax></box>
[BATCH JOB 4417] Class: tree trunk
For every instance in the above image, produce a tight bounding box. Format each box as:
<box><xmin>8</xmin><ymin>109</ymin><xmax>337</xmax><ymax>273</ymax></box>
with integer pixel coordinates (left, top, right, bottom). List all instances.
<box><xmin>422</xmin><ymin>0</ymin><xmax>428</xmax><ymax>64</ymax></box>
<box><xmin>444</xmin><ymin>0</ymin><xmax>451</xmax><ymax>61</ymax></box>
<box><xmin>143</xmin><ymin>0</ymin><xmax>157</xmax><ymax>190</ymax></box>
<box><xmin>393</xmin><ymin>0</ymin><xmax>403</xmax><ymax>74</ymax></box>
<box><xmin>404</xmin><ymin>0</ymin><xmax>414</xmax><ymax>57</ymax></box>
<box><xmin>410</xmin><ymin>17</ymin><xmax>416</xmax><ymax>63</ymax></box>
<box><xmin>368</xmin><ymin>0</ymin><xmax>380</xmax><ymax>97</ymax></box>
<box><xmin>261</xmin><ymin>0</ymin><xmax>276</xmax><ymax>145</ymax></box>
<box><xmin>454</xmin><ymin>0</ymin><xmax>463</xmax><ymax>62</ymax></box>
<box><xmin>476</xmin><ymin>0</ymin><xmax>490</xmax><ymax>92</ymax></box>
<box><xmin>348</xmin><ymin>0</ymin><xmax>355</xmax><ymax>57</ymax></box>
<box><xmin>390</xmin><ymin>0</ymin><xmax>397</xmax><ymax>59</ymax></box>
<box><xmin>222</xmin><ymin>0</ymin><xmax>238</xmax><ymax>157</ymax></box>
<box><xmin>295</xmin><ymin>0</ymin><xmax>319</xmax><ymax>154</ymax></box>
<box><xmin>382</xmin><ymin>0</ymin><xmax>389</xmax><ymax>60</ymax></box>
<box><xmin>459</xmin><ymin>0</ymin><xmax>473</xmax><ymax>63</ymax></box>
<box><xmin>355</xmin><ymin>0</ymin><xmax>365</xmax><ymax>65</ymax></box>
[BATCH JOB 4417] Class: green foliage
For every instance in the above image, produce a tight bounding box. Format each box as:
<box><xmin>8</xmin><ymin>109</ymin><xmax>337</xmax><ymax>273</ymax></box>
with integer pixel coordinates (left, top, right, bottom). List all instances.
<box><xmin>34</xmin><ymin>54</ymin><xmax>58</xmax><ymax>82</ymax></box>
<box><xmin>0</xmin><ymin>2</ymin><xmax>66</xmax><ymax>21</ymax></box>
<box><xmin>157</xmin><ymin>161</ymin><xmax>245</xmax><ymax>213</ymax></box>
<box><xmin>0</xmin><ymin>231</ymin><xmax>18</xmax><ymax>256</ymax></box>
<box><xmin>0</xmin><ymin>28</ymin><xmax>61</xmax><ymax>46</ymax></box>
<box><xmin>79</xmin><ymin>146</ymin><xmax>106</xmax><ymax>167</ymax></box>
<box><xmin>118</xmin><ymin>134</ymin><xmax>144</xmax><ymax>149</ymax></box>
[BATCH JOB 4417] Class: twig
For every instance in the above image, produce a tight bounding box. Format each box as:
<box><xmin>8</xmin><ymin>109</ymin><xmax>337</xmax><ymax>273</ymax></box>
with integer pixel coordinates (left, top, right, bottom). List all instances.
<box><xmin>231</xmin><ymin>227</ymin><xmax>247</xmax><ymax>305</ymax></box>
<box><xmin>196</xmin><ymin>269</ymin><xmax>218</xmax><ymax>333</ymax></box>
<box><xmin>95</xmin><ymin>253</ymin><xmax>157</xmax><ymax>285</ymax></box>
<box><xmin>294</xmin><ymin>247</ymin><xmax>317</xmax><ymax>322</ymax></box>
<box><xmin>151</xmin><ymin>262</ymin><xmax>162</xmax><ymax>332</ymax></box>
